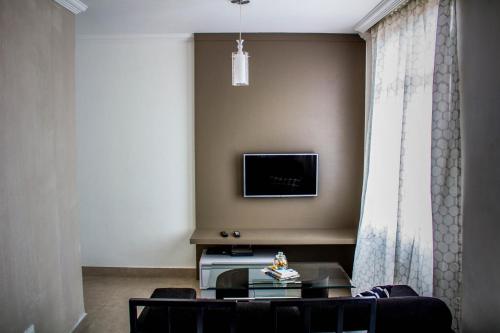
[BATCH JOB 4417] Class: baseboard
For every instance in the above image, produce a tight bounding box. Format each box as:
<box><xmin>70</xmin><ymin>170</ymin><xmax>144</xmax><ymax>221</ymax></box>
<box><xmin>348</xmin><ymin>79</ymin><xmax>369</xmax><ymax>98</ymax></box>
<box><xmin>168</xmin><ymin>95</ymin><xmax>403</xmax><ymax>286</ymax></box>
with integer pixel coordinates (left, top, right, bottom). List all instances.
<box><xmin>82</xmin><ymin>266</ymin><xmax>196</xmax><ymax>278</ymax></box>
<box><xmin>71</xmin><ymin>312</ymin><xmax>87</xmax><ymax>333</ymax></box>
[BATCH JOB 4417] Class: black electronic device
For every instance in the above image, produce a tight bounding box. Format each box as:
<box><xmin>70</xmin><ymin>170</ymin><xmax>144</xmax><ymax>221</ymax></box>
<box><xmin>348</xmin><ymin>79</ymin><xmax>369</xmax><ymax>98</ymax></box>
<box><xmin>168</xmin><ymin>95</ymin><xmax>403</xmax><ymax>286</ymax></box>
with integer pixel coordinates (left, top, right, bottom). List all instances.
<box><xmin>206</xmin><ymin>247</ymin><xmax>231</xmax><ymax>255</ymax></box>
<box><xmin>243</xmin><ymin>153</ymin><xmax>318</xmax><ymax>197</ymax></box>
<box><xmin>230</xmin><ymin>246</ymin><xmax>253</xmax><ymax>256</ymax></box>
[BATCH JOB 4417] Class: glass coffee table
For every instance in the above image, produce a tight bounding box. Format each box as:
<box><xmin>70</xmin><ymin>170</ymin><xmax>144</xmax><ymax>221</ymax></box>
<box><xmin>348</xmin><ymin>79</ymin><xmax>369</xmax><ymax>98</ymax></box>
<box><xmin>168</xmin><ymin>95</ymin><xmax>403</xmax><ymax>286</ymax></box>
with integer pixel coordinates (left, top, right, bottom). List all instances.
<box><xmin>202</xmin><ymin>262</ymin><xmax>354</xmax><ymax>299</ymax></box>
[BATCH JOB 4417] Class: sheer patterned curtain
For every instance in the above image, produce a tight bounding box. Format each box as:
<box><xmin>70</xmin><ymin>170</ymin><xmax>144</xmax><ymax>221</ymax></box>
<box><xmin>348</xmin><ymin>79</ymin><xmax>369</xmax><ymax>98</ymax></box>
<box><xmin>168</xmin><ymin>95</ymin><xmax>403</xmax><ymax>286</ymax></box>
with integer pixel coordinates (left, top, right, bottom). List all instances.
<box><xmin>431</xmin><ymin>0</ymin><xmax>462</xmax><ymax>329</ymax></box>
<box><xmin>352</xmin><ymin>0</ymin><xmax>462</xmax><ymax>329</ymax></box>
<box><xmin>353</xmin><ymin>0</ymin><xmax>439</xmax><ymax>297</ymax></box>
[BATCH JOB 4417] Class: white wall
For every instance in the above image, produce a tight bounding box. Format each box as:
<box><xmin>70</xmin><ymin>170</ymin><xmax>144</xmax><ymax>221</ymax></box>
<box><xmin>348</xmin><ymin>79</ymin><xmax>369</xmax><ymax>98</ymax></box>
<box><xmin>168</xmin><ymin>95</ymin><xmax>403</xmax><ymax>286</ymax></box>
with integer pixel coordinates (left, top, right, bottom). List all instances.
<box><xmin>76</xmin><ymin>34</ymin><xmax>195</xmax><ymax>268</ymax></box>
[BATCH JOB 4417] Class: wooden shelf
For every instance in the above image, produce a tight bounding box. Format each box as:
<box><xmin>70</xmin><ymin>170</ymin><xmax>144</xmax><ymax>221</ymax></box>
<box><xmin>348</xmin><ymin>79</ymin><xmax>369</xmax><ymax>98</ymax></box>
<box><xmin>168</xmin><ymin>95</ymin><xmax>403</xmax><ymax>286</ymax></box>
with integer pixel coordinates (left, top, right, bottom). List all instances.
<box><xmin>189</xmin><ymin>228</ymin><xmax>357</xmax><ymax>245</ymax></box>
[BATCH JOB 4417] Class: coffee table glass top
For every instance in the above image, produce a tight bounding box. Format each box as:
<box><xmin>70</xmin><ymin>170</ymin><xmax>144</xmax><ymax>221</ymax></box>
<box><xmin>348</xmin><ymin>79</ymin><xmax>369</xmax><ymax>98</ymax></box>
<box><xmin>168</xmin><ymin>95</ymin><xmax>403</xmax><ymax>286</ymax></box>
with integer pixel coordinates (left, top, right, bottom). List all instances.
<box><xmin>206</xmin><ymin>262</ymin><xmax>354</xmax><ymax>290</ymax></box>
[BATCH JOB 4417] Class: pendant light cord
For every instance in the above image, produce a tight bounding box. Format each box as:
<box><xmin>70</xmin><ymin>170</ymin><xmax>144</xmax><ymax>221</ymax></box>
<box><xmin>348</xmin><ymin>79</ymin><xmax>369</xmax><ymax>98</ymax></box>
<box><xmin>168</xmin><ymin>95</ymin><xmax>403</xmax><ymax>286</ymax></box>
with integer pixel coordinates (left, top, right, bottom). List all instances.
<box><xmin>239</xmin><ymin>0</ymin><xmax>242</xmax><ymax>42</ymax></box>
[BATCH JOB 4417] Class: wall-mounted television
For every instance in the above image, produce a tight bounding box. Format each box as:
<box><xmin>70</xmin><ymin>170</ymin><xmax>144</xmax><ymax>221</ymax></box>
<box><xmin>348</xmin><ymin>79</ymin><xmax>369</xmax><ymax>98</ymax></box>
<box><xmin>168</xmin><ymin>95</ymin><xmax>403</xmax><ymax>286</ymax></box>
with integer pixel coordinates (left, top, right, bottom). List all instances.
<box><xmin>243</xmin><ymin>153</ymin><xmax>319</xmax><ymax>197</ymax></box>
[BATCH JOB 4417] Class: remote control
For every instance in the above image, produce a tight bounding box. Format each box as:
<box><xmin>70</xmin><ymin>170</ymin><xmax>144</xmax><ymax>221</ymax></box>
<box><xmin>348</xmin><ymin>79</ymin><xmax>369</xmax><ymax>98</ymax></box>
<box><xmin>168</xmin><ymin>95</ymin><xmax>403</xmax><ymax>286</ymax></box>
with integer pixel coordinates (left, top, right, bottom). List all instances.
<box><xmin>220</xmin><ymin>231</ymin><xmax>228</xmax><ymax>238</ymax></box>
<box><xmin>232</xmin><ymin>231</ymin><xmax>241</xmax><ymax>238</ymax></box>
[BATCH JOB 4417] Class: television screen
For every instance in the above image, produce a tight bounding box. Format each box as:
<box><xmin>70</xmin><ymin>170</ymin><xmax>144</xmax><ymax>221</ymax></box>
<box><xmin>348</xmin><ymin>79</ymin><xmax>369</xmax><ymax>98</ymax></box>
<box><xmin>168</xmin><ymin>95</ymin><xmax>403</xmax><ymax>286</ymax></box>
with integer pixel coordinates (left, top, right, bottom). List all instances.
<box><xmin>243</xmin><ymin>153</ymin><xmax>318</xmax><ymax>197</ymax></box>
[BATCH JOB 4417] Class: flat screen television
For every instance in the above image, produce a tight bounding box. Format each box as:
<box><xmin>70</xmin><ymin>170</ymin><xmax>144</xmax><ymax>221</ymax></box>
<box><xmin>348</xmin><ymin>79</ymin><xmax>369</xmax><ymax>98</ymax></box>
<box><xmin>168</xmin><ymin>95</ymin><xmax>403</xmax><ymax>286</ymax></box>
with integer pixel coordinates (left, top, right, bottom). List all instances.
<box><xmin>243</xmin><ymin>153</ymin><xmax>318</xmax><ymax>197</ymax></box>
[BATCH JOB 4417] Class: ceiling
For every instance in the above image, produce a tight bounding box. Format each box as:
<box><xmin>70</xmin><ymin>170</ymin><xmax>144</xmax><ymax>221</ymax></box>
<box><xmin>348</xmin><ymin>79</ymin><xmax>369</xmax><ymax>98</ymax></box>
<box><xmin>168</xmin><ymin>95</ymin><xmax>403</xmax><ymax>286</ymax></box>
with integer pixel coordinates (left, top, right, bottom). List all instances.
<box><xmin>76</xmin><ymin>0</ymin><xmax>381</xmax><ymax>35</ymax></box>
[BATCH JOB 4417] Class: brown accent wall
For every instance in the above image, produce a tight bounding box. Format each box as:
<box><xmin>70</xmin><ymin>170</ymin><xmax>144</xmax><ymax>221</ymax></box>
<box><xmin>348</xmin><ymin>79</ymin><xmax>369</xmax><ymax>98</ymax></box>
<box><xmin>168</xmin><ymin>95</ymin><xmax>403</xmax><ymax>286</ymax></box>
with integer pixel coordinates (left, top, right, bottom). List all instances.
<box><xmin>195</xmin><ymin>34</ymin><xmax>365</xmax><ymax>231</ymax></box>
<box><xmin>0</xmin><ymin>0</ymin><xmax>84</xmax><ymax>331</ymax></box>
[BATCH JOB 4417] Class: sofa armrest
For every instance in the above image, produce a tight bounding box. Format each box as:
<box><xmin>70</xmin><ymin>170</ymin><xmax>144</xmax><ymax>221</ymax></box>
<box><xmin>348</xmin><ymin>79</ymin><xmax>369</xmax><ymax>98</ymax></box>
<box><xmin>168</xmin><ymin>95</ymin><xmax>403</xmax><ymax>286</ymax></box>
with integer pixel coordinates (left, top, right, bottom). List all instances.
<box><xmin>376</xmin><ymin>296</ymin><xmax>454</xmax><ymax>333</ymax></box>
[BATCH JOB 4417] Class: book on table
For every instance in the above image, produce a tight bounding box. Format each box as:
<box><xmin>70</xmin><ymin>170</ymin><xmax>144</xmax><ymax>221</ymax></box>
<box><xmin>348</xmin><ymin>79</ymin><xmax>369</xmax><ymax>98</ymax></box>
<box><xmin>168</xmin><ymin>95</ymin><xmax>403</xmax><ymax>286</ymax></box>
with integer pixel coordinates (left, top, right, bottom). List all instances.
<box><xmin>262</xmin><ymin>267</ymin><xmax>300</xmax><ymax>281</ymax></box>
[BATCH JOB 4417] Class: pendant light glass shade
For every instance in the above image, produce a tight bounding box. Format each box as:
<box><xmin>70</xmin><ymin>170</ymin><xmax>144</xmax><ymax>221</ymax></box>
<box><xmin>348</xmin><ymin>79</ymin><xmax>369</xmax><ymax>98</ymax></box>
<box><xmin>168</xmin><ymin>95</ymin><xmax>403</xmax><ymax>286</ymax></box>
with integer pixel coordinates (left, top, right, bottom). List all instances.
<box><xmin>232</xmin><ymin>39</ymin><xmax>249</xmax><ymax>86</ymax></box>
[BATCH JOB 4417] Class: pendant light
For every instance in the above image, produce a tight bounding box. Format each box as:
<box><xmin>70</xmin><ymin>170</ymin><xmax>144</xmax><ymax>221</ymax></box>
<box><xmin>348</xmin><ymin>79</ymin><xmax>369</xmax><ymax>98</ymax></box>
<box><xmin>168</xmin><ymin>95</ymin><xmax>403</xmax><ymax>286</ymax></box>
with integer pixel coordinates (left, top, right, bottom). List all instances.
<box><xmin>231</xmin><ymin>0</ymin><xmax>250</xmax><ymax>86</ymax></box>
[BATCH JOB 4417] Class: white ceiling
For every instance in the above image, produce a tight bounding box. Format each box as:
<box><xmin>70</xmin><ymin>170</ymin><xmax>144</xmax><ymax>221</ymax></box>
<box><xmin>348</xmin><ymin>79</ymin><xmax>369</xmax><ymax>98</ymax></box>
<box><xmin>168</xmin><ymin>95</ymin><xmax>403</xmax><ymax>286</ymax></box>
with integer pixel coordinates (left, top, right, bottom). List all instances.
<box><xmin>76</xmin><ymin>0</ymin><xmax>381</xmax><ymax>35</ymax></box>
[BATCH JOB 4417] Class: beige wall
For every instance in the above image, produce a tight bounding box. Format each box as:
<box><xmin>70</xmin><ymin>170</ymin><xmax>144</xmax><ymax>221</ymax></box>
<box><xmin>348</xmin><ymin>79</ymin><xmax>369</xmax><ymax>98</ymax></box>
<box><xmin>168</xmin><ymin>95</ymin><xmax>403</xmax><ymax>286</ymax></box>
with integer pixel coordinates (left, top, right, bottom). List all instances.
<box><xmin>195</xmin><ymin>34</ymin><xmax>365</xmax><ymax>231</ymax></box>
<box><xmin>457</xmin><ymin>0</ymin><xmax>500</xmax><ymax>332</ymax></box>
<box><xmin>0</xmin><ymin>0</ymin><xmax>85</xmax><ymax>332</ymax></box>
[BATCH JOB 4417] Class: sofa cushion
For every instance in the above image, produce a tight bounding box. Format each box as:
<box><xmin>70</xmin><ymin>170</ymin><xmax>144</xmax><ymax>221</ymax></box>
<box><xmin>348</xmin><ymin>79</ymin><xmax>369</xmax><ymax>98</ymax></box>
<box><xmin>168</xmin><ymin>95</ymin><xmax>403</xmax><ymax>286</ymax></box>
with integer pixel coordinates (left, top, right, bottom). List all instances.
<box><xmin>231</xmin><ymin>301</ymin><xmax>302</xmax><ymax>333</ymax></box>
<box><xmin>388</xmin><ymin>285</ymin><xmax>419</xmax><ymax>297</ymax></box>
<box><xmin>150</xmin><ymin>288</ymin><xmax>197</xmax><ymax>299</ymax></box>
<box><xmin>137</xmin><ymin>288</ymin><xmax>197</xmax><ymax>333</ymax></box>
<box><xmin>356</xmin><ymin>284</ymin><xmax>420</xmax><ymax>298</ymax></box>
<box><xmin>356</xmin><ymin>286</ymin><xmax>392</xmax><ymax>298</ymax></box>
<box><xmin>235</xmin><ymin>301</ymin><xmax>272</xmax><ymax>333</ymax></box>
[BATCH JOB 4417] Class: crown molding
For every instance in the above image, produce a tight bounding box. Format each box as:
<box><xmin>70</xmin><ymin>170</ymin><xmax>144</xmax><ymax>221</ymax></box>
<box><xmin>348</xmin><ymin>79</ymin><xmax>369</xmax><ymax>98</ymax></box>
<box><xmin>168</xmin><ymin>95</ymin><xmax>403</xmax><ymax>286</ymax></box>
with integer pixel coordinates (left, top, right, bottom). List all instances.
<box><xmin>354</xmin><ymin>0</ymin><xmax>409</xmax><ymax>33</ymax></box>
<box><xmin>76</xmin><ymin>33</ymin><xmax>194</xmax><ymax>41</ymax></box>
<box><xmin>194</xmin><ymin>33</ymin><xmax>363</xmax><ymax>43</ymax></box>
<box><xmin>53</xmin><ymin>0</ymin><xmax>88</xmax><ymax>14</ymax></box>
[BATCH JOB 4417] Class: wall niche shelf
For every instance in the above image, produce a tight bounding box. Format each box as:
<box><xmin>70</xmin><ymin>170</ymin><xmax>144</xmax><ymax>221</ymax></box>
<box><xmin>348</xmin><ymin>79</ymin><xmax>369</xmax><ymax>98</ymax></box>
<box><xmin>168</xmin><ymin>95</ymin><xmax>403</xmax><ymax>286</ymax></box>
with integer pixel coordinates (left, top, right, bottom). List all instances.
<box><xmin>189</xmin><ymin>228</ymin><xmax>357</xmax><ymax>245</ymax></box>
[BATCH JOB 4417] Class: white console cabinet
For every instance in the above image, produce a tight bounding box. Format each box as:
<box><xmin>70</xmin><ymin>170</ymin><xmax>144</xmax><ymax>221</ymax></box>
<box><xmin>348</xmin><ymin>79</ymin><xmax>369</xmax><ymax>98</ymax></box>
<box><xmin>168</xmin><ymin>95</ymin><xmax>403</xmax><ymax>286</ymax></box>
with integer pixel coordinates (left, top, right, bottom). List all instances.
<box><xmin>199</xmin><ymin>249</ymin><xmax>276</xmax><ymax>299</ymax></box>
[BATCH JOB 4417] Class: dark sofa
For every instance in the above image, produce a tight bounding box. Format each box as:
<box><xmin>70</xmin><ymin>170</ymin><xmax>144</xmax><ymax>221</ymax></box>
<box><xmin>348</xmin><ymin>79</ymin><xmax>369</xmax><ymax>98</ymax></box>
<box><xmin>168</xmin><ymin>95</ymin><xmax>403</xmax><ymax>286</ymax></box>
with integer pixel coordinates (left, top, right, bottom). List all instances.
<box><xmin>130</xmin><ymin>286</ymin><xmax>454</xmax><ymax>333</ymax></box>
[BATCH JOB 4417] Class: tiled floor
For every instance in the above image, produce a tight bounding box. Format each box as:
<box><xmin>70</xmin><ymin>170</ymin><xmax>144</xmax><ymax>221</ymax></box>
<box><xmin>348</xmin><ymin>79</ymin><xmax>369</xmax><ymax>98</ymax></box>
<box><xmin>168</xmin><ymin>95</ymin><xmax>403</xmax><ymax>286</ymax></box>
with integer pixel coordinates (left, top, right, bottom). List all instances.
<box><xmin>76</xmin><ymin>272</ymin><xmax>199</xmax><ymax>333</ymax></box>
<box><xmin>76</xmin><ymin>270</ymin><xmax>351</xmax><ymax>332</ymax></box>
